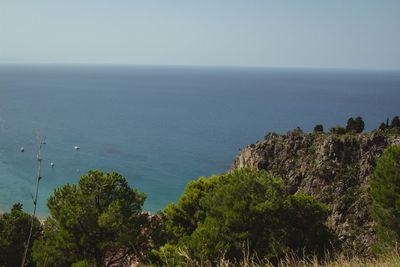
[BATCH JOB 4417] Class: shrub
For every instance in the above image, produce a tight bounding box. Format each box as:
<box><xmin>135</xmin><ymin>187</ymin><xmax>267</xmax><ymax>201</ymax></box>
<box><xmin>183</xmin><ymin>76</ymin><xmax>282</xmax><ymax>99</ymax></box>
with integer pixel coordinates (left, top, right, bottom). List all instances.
<box><xmin>0</xmin><ymin>203</ymin><xmax>42</xmax><ymax>267</ymax></box>
<box><xmin>162</xmin><ymin>175</ymin><xmax>223</xmax><ymax>244</ymax></box>
<box><xmin>159</xmin><ymin>169</ymin><xmax>336</xmax><ymax>263</ymax></box>
<box><xmin>32</xmin><ymin>170</ymin><xmax>150</xmax><ymax>266</ymax></box>
<box><xmin>369</xmin><ymin>145</ymin><xmax>400</xmax><ymax>253</ymax></box>
<box><xmin>294</xmin><ymin>126</ymin><xmax>303</xmax><ymax>133</ymax></box>
<box><xmin>314</xmin><ymin>124</ymin><xmax>324</xmax><ymax>133</ymax></box>
<box><xmin>329</xmin><ymin>125</ymin><xmax>346</xmax><ymax>135</ymax></box>
<box><xmin>346</xmin><ymin>116</ymin><xmax>365</xmax><ymax>133</ymax></box>
<box><xmin>391</xmin><ymin>116</ymin><xmax>400</xmax><ymax>128</ymax></box>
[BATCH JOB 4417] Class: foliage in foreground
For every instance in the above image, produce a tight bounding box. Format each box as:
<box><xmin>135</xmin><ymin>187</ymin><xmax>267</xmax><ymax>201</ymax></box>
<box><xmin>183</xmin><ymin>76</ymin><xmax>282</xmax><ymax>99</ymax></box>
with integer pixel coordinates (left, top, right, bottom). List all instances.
<box><xmin>0</xmin><ymin>203</ymin><xmax>42</xmax><ymax>267</ymax></box>
<box><xmin>32</xmin><ymin>170</ymin><xmax>152</xmax><ymax>267</ymax></box>
<box><xmin>157</xmin><ymin>169</ymin><xmax>336</xmax><ymax>264</ymax></box>
<box><xmin>370</xmin><ymin>144</ymin><xmax>400</xmax><ymax>253</ymax></box>
<box><xmin>163</xmin><ymin>248</ymin><xmax>400</xmax><ymax>267</ymax></box>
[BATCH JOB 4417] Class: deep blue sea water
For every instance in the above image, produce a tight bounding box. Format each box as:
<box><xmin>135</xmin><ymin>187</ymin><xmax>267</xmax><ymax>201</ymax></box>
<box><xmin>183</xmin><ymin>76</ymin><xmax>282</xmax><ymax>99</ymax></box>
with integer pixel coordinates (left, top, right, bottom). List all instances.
<box><xmin>0</xmin><ymin>65</ymin><xmax>399</xmax><ymax>216</ymax></box>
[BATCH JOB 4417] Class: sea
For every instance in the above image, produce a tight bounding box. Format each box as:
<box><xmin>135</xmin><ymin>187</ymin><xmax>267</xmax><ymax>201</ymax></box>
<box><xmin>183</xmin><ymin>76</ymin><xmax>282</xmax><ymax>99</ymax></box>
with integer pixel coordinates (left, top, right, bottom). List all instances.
<box><xmin>0</xmin><ymin>64</ymin><xmax>399</xmax><ymax>216</ymax></box>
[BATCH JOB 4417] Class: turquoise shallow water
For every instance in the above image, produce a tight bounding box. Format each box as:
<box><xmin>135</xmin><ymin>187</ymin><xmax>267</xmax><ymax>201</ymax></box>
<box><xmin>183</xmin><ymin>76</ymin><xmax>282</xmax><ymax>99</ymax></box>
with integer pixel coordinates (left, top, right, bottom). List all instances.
<box><xmin>0</xmin><ymin>65</ymin><xmax>399</xmax><ymax>216</ymax></box>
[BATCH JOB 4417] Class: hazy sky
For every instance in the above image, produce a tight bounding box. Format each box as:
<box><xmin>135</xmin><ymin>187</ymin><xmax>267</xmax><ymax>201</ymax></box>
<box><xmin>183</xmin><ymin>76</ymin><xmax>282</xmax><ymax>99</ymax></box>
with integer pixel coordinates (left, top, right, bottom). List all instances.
<box><xmin>1</xmin><ymin>1</ymin><xmax>399</xmax><ymax>70</ymax></box>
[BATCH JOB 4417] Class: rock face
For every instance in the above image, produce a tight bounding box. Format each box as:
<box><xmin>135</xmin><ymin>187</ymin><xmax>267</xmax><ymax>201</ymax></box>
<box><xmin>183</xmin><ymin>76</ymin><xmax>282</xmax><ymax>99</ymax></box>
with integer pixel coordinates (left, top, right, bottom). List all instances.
<box><xmin>232</xmin><ymin>130</ymin><xmax>400</xmax><ymax>255</ymax></box>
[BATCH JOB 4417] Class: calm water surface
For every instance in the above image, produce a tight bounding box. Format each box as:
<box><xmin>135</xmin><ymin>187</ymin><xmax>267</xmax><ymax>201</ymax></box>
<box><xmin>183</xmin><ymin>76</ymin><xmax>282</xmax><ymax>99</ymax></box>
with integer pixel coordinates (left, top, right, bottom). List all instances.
<box><xmin>0</xmin><ymin>65</ymin><xmax>399</xmax><ymax>215</ymax></box>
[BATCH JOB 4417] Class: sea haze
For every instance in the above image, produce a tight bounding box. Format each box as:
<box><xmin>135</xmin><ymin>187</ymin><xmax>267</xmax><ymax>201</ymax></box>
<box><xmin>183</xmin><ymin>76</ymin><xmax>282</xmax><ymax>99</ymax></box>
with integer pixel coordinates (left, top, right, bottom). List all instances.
<box><xmin>0</xmin><ymin>65</ymin><xmax>399</xmax><ymax>216</ymax></box>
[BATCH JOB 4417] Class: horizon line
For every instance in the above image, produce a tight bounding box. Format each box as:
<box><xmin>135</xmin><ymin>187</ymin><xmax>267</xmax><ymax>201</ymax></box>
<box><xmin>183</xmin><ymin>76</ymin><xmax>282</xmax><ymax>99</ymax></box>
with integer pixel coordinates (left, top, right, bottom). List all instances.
<box><xmin>0</xmin><ymin>62</ymin><xmax>399</xmax><ymax>73</ymax></box>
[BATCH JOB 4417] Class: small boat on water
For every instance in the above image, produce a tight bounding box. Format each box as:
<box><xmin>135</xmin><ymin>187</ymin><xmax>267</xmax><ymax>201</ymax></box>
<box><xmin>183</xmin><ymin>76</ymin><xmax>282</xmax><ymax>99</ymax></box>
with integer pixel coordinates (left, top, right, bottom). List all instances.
<box><xmin>74</xmin><ymin>146</ymin><xmax>80</xmax><ymax>150</ymax></box>
<box><xmin>20</xmin><ymin>147</ymin><xmax>24</xmax><ymax>152</ymax></box>
<box><xmin>50</xmin><ymin>162</ymin><xmax>55</xmax><ymax>167</ymax></box>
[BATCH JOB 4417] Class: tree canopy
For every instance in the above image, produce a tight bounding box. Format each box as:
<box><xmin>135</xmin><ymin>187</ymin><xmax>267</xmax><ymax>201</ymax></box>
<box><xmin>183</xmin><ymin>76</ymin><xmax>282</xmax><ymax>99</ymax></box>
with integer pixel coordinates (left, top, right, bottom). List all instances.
<box><xmin>370</xmin><ymin>145</ymin><xmax>400</xmax><ymax>253</ymax></box>
<box><xmin>32</xmin><ymin>170</ymin><xmax>150</xmax><ymax>267</ymax></box>
<box><xmin>391</xmin><ymin>116</ymin><xmax>400</xmax><ymax>128</ymax></box>
<box><xmin>158</xmin><ymin>169</ymin><xmax>335</xmax><ymax>263</ymax></box>
<box><xmin>313</xmin><ymin>124</ymin><xmax>324</xmax><ymax>133</ymax></box>
<box><xmin>0</xmin><ymin>203</ymin><xmax>42</xmax><ymax>267</ymax></box>
<box><xmin>329</xmin><ymin>125</ymin><xmax>346</xmax><ymax>135</ymax></box>
<box><xmin>346</xmin><ymin>116</ymin><xmax>365</xmax><ymax>133</ymax></box>
<box><xmin>379</xmin><ymin>122</ymin><xmax>387</xmax><ymax>130</ymax></box>
<box><xmin>378</xmin><ymin>116</ymin><xmax>400</xmax><ymax>131</ymax></box>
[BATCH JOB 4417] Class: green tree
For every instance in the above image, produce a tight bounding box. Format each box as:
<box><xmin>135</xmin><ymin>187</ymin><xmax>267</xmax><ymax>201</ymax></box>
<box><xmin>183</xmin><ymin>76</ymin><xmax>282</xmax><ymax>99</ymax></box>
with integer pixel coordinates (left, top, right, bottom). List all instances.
<box><xmin>159</xmin><ymin>169</ymin><xmax>335</xmax><ymax>263</ymax></box>
<box><xmin>346</xmin><ymin>118</ymin><xmax>355</xmax><ymax>132</ymax></box>
<box><xmin>346</xmin><ymin>116</ymin><xmax>364</xmax><ymax>133</ymax></box>
<box><xmin>391</xmin><ymin>116</ymin><xmax>400</xmax><ymax>128</ymax></box>
<box><xmin>162</xmin><ymin>175</ymin><xmax>222</xmax><ymax>243</ymax></box>
<box><xmin>151</xmin><ymin>175</ymin><xmax>223</xmax><ymax>264</ymax></box>
<box><xmin>354</xmin><ymin>116</ymin><xmax>365</xmax><ymax>133</ymax></box>
<box><xmin>370</xmin><ymin>145</ymin><xmax>400</xmax><ymax>253</ymax></box>
<box><xmin>379</xmin><ymin>122</ymin><xmax>387</xmax><ymax>130</ymax></box>
<box><xmin>32</xmin><ymin>170</ymin><xmax>150</xmax><ymax>267</ymax></box>
<box><xmin>329</xmin><ymin>125</ymin><xmax>346</xmax><ymax>135</ymax></box>
<box><xmin>0</xmin><ymin>203</ymin><xmax>42</xmax><ymax>267</ymax></box>
<box><xmin>293</xmin><ymin>126</ymin><xmax>303</xmax><ymax>133</ymax></box>
<box><xmin>313</xmin><ymin>124</ymin><xmax>324</xmax><ymax>133</ymax></box>
<box><xmin>279</xmin><ymin>195</ymin><xmax>335</xmax><ymax>258</ymax></box>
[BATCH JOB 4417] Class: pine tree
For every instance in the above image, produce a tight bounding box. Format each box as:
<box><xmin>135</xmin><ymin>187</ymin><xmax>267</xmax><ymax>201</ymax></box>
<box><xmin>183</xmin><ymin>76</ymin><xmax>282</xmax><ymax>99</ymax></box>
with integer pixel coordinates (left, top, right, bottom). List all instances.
<box><xmin>391</xmin><ymin>116</ymin><xmax>400</xmax><ymax>128</ymax></box>
<box><xmin>346</xmin><ymin>118</ymin><xmax>355</xmax><ymax>132</ymax></box>
<box><xmin>32</xmin><ymin>171</ymin><xmax>150</xmax><ymax>266</ymax></box>
<box><xmin>313</xmin><ymin>124</ymin><xmax>324</xmax><ymax>133</ymax></box>
<box><xmin>369</xmin><ymin>145</ymin><xmax>400</xmax><ymax>253</ymax></box>
<box><xmin>379</xmin><ymin>122</ymin><xmax>387</xmax><ymax>130</ymax></box>
<box><xmin>354</xmin><ymin>116</ymin><xmax>365</xmax><ymax>133</ymax></box>
<box><xmin>346</xmin><ymin>116</ymin><xmax>364</xmax><ymax>133</ymax></box>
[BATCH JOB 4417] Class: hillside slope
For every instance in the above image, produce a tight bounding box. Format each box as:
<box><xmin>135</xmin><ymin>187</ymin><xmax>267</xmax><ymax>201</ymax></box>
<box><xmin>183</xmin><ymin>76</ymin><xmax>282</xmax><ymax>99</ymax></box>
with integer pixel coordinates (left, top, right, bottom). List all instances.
<box><xmin>232</xmin><ymin>130</ymin><xmax>400</xmax><ymax>255</ymax></box>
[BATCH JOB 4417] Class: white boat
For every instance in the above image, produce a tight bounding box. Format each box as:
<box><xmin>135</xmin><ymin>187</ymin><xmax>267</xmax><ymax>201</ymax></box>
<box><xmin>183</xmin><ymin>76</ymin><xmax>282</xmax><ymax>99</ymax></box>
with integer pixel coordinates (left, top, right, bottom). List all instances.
<box><xmin>74</xmin><ymin>146</ymin><xmax>80</xmax><ymax>150</ymax></box>
<box><xmin>20</xmin><ymin>147</ymin><xmax>24</xmax><ymax>152</ymax></box>
<box><xmin>50</xmin><ymin>162</ymin><xmax>55</xmax><ymax>167</ymax></box>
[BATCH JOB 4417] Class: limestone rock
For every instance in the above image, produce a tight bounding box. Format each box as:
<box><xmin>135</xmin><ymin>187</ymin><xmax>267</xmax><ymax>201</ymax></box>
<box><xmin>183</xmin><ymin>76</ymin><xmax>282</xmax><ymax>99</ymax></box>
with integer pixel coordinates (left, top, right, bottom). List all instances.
<box><xmin>232</xmin><ymin>130</ymin><xmax>400</xmax><ymax>255</ymax></box>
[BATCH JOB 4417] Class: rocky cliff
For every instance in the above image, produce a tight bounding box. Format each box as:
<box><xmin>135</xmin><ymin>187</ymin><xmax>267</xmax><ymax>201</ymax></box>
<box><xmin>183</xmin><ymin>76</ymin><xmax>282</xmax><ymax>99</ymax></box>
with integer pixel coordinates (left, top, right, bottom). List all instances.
<box><xmin>232</xmin><ymin>130</ymin><xmax>400</xmax><ymax>255</ymax></box>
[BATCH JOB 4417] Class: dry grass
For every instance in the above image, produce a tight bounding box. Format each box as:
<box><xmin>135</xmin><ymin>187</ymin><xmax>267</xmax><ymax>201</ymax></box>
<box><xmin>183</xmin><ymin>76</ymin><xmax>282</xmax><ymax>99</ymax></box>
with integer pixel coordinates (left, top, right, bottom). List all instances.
<box><xmin>274</xmin><ymin>251</ymin><xmax>400</xmax><ymax>267</ymax></box>
<box><xmin>154</xmin><ymin>249</ymin><xmax>400</xmax><ymax>267</ymax></box>
<box><xmin>320</xmin><ymin>252</ymin><xmax>400</xmax><ymax>267</ymax></box>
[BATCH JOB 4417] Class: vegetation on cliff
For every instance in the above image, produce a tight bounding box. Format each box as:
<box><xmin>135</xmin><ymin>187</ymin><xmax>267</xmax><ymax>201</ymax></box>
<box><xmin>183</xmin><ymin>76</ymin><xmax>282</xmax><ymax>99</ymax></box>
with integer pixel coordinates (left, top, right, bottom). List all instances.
<box><xmin>0</xmin><ymin>203</ymin><xmax>41</xmax><ymax>267</ymax></box>
<box><xmin>233</xmin><ymin>121</ymin><xmax>400</xmax><ymax>255</ymax></box>
<box><xmin>370</xmin><ymin>144</ymin><xmax>400</xmax><ymax>254</ymax></box>
<box><xmin>32</xmin><ymin>170</ymin><xmax>155</xmax><ymax>266</ymax></box>
<box><xmin>157</xmin><ymin>169</ymin><xmax>335</xmax><ymax>264</ymax></box>
<box><xmin>1</xmin><ymin>116</ymin><xmax>400</xmax><ymax>266</ymax></box>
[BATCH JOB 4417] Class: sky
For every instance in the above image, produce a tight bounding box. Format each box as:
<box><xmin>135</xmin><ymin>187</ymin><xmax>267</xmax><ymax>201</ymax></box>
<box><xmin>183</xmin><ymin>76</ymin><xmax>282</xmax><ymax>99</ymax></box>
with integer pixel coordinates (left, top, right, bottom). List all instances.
<box><xmin>1</xmin><ymin>0</ymin><xmax>400</xmax><ymax>70</ymax></box>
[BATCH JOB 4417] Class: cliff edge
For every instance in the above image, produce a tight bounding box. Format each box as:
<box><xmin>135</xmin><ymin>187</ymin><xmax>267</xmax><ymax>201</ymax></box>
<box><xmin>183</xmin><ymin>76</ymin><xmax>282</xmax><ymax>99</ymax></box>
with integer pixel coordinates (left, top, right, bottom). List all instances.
<box><xmin>232</xmin><ymin>130</ymin><xmax>400</xmax><ymax>255</ymax></box>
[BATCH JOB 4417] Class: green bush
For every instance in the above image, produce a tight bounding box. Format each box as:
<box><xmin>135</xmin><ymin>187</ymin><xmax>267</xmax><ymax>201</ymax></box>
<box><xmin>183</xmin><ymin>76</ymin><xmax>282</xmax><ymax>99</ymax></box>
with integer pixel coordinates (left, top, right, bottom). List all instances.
<box><xmin>162</xmin><ymin>175</ymin><xmax>223</xmax><ymax>244</ymax></box>
<box><xmin>346</xmin><ymin>116</ymin><xmax>365</xmax><ymax>133</ymax></box>
<box><xmin>32</xmin><ymin>170</ymin><xmax>150</xmax><ymax>266</ymax></box>
<box><xmin>313</xmin><ymin>124</ymin><xmax>324</xmax><ymax>133</ymax></box>
<box><xmin>158</xmin><ymin>169</ymin><xmax>335</xmax><ymax>263</ymax></box>
<box><xmin>0</xmin><ymin>203</ymin><xmax>42</xmax><ymax>267</ymax></box>
<box><xmin>329</xmin><ymin>125</ymin><xmax>346</xmax><ymax>135</ymax></box>
<box><xmin>379</xmin><ymin>122</ymin><xmax>387</xmax><ymax>130</ymax></box>
<box><xmin>391</xmin><ymin>116</ymin><xmax>400</xmax><ymax>128</ymax></box>
<box><xmin>370</xmin><ymin>145</ymin><xmax>400</xmax><ymax>253</ymax></box>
